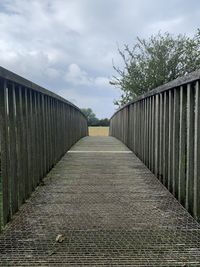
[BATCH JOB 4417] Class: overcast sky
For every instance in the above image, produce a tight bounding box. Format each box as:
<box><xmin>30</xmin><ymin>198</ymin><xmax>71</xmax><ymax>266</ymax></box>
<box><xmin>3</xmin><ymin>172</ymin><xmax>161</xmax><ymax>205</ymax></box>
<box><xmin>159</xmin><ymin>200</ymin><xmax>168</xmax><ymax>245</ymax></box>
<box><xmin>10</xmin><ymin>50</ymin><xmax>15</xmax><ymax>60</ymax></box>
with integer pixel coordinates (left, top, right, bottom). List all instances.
<box><xmin>0</xmin><ymin>0</ymin><xmax>199</xmax><ymax>118</ymax></box>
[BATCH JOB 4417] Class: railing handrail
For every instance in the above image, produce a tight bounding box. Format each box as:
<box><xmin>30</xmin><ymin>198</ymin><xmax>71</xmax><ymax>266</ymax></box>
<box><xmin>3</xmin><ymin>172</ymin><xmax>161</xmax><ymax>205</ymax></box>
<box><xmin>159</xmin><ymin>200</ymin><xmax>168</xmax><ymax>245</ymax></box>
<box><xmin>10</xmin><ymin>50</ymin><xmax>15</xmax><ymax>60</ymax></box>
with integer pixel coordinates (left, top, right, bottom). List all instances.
<box><xmin>110</xmin><ymin>70</ymin><xmax>200</xmax><ymax>221</ymax></box>
<box><xmin>110</xmin><ymin>69</ymin><xmax>200</xmax><ymax>120</ymax></box>
<box><xmin>0</xmin><ymin>66</ymin><xmax>88</xmax><ymax>230</ymax></box>
<box><xmin>0</xmin><ymin>66</ymin><xmax>87</xmax><ymax>119</ymax></box>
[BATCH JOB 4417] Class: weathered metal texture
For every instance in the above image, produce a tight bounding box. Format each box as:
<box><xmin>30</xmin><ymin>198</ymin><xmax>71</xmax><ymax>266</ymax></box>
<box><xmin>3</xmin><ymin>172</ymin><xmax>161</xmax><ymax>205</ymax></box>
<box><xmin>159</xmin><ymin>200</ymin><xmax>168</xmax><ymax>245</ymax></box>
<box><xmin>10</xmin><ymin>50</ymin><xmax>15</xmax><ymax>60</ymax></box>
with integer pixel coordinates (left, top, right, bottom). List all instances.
<box><xmin>110</xmin><ymin>69</ymin><xmax>200</xmax><ymax>222</ymax></box>
<box><xmin>0</xmin><ymin>67</ymin><xmax>88</xmax><ymax>231</ymax></box>
<box><xmin>0</xmin><ymin>136</ymin><xmax>200</xmax><ymax>266</ymax></box>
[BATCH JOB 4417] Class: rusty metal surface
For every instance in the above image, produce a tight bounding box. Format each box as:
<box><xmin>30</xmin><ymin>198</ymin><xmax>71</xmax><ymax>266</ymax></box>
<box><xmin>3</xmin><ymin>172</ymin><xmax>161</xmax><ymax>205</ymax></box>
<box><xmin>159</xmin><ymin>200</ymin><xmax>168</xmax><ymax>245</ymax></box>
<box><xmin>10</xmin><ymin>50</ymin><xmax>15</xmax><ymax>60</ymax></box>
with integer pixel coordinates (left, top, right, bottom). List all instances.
<box><xmin>0</xmin><ymin>136</ymin><xmax>200</xmax><ymax>266</ymax></box>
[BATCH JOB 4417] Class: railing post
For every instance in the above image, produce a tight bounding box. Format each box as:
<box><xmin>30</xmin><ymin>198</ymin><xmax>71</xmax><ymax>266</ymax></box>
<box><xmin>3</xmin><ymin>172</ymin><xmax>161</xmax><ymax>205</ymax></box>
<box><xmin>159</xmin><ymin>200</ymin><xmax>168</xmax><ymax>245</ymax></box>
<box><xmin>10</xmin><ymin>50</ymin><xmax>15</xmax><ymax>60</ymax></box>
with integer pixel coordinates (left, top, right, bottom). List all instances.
<box><xmin>7</xmin><ymin>82</ymin><xmax>18</xmax><ymax>215</ymax></box>
<box><xmin>145</xmin><ymin>99</ymin><xmax>148</xmax><ymax>163</ymax></box>
<box><xmin>15</xmin><ymin>86</ymin><xmax>25</xmax><ymax>206</ymax></box>
<box><xmin>168</xmin><ymin>90</ymin><xmax>174</xmax><ymax>192</ymax></box>
<box><xmin>149</xmin><ymin>97</ymin><xmax>152</xmax><ymax>170</ymax></box>
<box><xmin>178</xmin><ymin>86</ymin><xmax>187</xmax><ymax>206</ymax></box>
<box><xmin>172</xmin><ymin>88</ymin><xmax>180</xmax><ymax>198</ymax></box>
<box><xmin>159</xmin><ymin>93</ymin><xmax>163</xmax><ymax>182</ymax></box>
<box><xmin>186</xmin><ymin>83</ymin><xmax>195</xmax><ymax>213</ymax></box>
<box><xmin>194</xmin><ymin>81</ymin><xmax>200</xmax><ymax>220</ymax></box>
<box><xmin>151</xmin><ymin>96</ymin><xmax>155</xmax><ymax>172</ymax></box>
<box><xmin>146</xmin><ymin>98</ymin><xmax>150</xmax><ymax>168</ymax></box>
<box><xmin>155</xmin><ymin>94</ymin><xmax>160</xmax><ymax>178</ymax></box>
<box><xmin>0</xmin><ymin>79</ymin><xmax>10</xmax><ymax>227</ymax></box>
<box><xmin>163</xmin><ymin>91</ymin><xmax>169</xmax><ymax>187</ymax></box>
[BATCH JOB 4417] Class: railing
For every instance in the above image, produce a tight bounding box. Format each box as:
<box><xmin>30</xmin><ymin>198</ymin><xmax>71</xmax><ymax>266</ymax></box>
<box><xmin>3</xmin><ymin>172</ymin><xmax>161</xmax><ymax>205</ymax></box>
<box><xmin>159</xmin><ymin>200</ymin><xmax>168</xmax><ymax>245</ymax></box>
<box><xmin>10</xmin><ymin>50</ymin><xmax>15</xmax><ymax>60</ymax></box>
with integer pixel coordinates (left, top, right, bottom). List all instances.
<box><xmin>110</xmin><ymin>70</ymin><xmax>200</xmax><ymax>221</ymax></box>
<box><xmin>0</xmin><ymin>66</ymin><xmax>88</xmax><ymax>230</ymax></box>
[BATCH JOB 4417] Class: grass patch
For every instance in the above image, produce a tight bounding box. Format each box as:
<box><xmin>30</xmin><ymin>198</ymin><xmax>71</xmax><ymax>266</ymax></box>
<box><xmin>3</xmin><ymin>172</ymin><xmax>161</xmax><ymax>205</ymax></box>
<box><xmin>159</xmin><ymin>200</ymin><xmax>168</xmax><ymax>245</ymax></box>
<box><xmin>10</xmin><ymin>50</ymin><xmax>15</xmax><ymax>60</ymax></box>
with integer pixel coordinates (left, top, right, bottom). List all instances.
<box><xmin>89</xmin><ymin>126</ymin><xmax>109</xmax><ymax>136</ymax></box>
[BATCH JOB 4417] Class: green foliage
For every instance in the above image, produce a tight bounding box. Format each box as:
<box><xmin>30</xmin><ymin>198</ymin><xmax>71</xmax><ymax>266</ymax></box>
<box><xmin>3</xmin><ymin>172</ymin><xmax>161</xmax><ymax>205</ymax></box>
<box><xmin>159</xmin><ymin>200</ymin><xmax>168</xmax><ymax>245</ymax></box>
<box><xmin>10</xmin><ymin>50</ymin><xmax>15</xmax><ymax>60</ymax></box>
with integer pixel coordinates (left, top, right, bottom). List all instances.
<box><xmin>98</xmin><ymin>118</ymin><xmax>109</xmax><ymax>126</ymax></box>
<box><xmin>81</xmin><ymin>108</ymin><xmax>109</xmax><ymax>126</ymax></box>
<box><xmin>110</xmin><ymin>30</ymin><xmax>200</xmax><ymax>106</ymax></box>
<box><xmin>81</xmin><ymin>108</ymin><xmax>98</xmax><ymax>126</ymax></box>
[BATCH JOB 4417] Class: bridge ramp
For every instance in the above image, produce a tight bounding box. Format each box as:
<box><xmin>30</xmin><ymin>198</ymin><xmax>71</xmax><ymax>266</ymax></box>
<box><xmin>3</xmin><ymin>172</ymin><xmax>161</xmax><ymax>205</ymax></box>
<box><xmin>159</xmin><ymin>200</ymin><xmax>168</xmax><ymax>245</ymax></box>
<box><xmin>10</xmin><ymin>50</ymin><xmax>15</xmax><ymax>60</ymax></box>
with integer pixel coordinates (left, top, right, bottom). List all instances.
<box><xmin>0</xmin><ymin>136</ymin><xmax>200</xmax><ymax>266</ymax></box>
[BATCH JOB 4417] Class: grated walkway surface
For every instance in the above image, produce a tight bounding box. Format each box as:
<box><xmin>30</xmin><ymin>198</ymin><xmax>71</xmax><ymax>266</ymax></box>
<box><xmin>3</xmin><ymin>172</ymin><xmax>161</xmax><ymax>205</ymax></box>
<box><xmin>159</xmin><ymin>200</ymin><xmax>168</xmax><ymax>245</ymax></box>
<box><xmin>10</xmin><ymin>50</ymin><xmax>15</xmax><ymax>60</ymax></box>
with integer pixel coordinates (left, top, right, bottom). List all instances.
<box><xmin>0</xmin><ymin>136</ymin><xmax>200</xmax><ymax>266</ymax></box>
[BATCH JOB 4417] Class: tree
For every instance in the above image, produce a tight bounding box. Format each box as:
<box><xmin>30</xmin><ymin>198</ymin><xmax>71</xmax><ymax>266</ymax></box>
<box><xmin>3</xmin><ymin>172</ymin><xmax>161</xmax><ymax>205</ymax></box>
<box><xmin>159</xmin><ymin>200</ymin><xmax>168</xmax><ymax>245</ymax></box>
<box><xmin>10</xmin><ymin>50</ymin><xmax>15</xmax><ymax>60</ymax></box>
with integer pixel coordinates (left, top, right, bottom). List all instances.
<box><xmin>81</xmin><ymin>108</ymin><xmax>99</xmax><ymax>126</ymax></box>
<box><xmin>110</xmin><ymin>30</ymin><xmax>200</xmax><ymax>106</ymax></box>
<box><xmin>98</xmin><ymin>118</ymin><xmax>110</xmax><ymax>126</ymax></box>
<box><xmin>81</xmin><ymin>108</ymin><xmax>110</xmax><ymax>126</ymax></box>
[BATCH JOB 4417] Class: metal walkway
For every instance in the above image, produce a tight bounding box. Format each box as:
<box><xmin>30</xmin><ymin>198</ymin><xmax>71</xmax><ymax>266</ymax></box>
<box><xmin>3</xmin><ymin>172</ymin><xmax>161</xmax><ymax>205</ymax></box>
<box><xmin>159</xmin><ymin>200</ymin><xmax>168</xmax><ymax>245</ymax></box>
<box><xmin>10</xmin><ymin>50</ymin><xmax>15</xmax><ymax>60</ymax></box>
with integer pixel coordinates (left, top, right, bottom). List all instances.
<box><xmin>0</xmin><ymin>136</ymin><xmax>200</xmax><ymax>266</ymax></box>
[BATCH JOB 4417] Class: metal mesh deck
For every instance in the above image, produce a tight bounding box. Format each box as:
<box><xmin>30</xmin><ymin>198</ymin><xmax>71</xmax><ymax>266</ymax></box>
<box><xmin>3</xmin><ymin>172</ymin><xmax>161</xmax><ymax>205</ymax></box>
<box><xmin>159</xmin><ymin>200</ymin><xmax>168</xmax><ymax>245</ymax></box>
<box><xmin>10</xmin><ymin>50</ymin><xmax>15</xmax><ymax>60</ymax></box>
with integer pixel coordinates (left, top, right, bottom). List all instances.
<box><xmin>0</xmin><ymin>136</ymin><xmax>200</xmax><ymax>266</ymax></box>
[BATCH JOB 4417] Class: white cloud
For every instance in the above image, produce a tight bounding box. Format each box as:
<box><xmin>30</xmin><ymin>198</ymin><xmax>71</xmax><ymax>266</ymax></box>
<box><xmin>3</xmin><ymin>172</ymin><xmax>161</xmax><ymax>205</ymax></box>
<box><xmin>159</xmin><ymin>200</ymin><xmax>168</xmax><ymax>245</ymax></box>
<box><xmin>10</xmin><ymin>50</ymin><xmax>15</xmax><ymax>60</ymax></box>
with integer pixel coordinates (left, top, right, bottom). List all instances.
<box><xmin>147</xmin><ymin>17</ymin><xmax>184</xmax><ymax>34</ymax></box>
<box><xmin>64</xmin><ymin>64</ymin><xmax>110</xmax><ymax>88</ymax></box>
<box><xmin>64</xmin><ymin>63</ymin><xmax>92</xmax><ymax>86</ymax></box>
<box><xmin>45</xmin><ymin>67</ymin><xmax>61</xmax><ymax>80</ymax></box>
<box><xmin>0</xmin><ymin>0</ymin><xmax>199</xmax><ymax>117</ymax></box>
<box><xmin>94</xmin><ymin>77</ymin><xmax>110</xmax><ymax>87</ymax></box>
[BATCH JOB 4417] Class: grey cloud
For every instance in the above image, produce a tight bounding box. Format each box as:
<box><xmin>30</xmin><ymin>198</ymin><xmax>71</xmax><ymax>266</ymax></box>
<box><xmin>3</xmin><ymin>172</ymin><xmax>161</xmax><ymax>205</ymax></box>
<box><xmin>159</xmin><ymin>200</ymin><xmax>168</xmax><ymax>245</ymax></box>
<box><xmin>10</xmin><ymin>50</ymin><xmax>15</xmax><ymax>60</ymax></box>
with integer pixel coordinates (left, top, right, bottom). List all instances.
<box><xmin>0</xmin><ymin>0</ymin><xmax>199</xmax><ymax>118</ymax></box>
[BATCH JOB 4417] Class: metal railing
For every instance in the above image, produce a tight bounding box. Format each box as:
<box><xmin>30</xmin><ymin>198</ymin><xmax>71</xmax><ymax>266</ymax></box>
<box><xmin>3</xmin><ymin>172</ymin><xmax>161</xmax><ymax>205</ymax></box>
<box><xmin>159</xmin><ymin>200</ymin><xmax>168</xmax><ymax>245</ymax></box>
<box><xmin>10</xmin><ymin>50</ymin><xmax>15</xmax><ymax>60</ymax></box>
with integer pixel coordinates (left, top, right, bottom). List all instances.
<box><xmin>0</xmin><ymin>66</ymin><xmax>88</xmax><ymax>230</ymax></box>
<box><xmin>110</xmin><ymin>70</ymin><xmax>200</xmax><ymax>221</ymax></box>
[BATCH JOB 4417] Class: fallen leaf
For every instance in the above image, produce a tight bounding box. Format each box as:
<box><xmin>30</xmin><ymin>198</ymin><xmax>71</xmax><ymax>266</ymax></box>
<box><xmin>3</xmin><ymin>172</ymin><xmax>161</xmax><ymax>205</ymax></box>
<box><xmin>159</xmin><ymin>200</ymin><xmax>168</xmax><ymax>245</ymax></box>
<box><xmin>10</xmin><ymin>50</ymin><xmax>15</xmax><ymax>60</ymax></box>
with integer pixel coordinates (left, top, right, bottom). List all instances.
<box><xmin>56</xmin><ymin>234</ymin><xmax>65</xmax><ymax>243</ymax></box>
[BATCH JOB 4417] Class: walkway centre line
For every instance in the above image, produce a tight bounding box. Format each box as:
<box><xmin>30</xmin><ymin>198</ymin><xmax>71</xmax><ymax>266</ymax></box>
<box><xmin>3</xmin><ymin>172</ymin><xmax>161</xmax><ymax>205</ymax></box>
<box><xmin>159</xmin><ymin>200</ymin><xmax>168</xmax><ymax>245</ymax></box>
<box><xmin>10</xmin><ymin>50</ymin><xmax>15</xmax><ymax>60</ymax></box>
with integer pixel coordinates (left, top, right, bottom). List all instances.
<box><xmin>68</xmin><ymin>150</ymin><xmax>133</xmax><ymax>153</ymax></box>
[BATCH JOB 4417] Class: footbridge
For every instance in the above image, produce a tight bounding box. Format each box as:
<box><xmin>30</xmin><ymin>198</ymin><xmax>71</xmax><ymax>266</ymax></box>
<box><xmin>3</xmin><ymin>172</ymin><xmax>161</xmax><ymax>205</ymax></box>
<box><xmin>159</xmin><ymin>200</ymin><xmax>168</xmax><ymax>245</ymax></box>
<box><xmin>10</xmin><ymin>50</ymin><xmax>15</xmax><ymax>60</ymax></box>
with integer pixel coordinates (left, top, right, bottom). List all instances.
<box><xmin>1</xmin><ymin>67</ymin><xmax>200</xmax><ymax>266</ymax></box>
